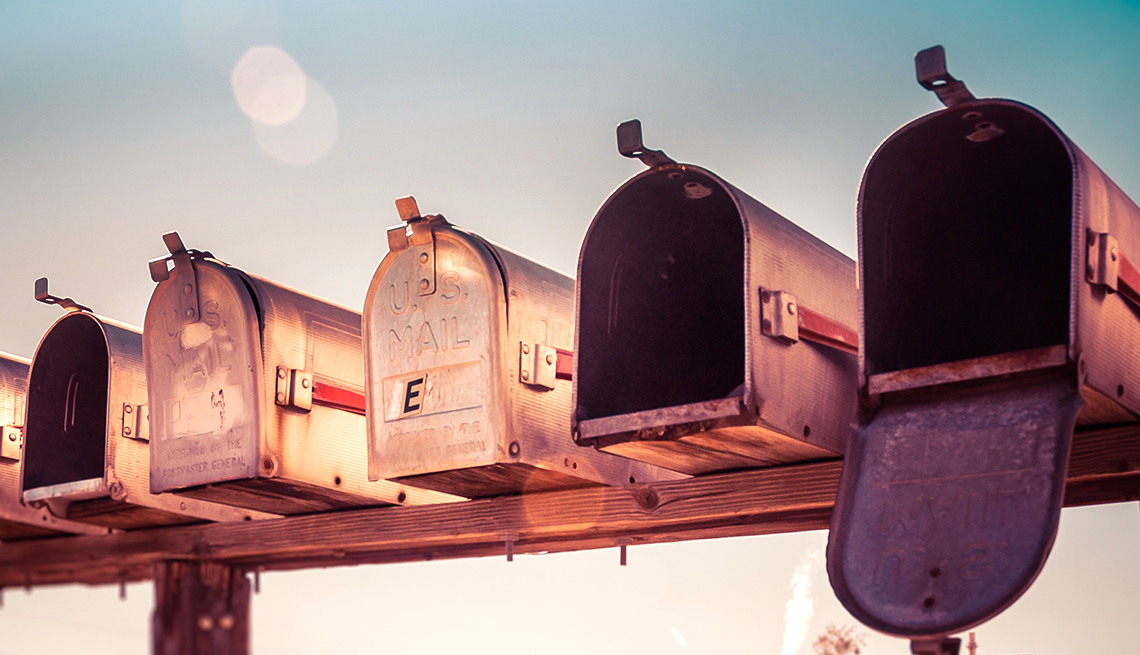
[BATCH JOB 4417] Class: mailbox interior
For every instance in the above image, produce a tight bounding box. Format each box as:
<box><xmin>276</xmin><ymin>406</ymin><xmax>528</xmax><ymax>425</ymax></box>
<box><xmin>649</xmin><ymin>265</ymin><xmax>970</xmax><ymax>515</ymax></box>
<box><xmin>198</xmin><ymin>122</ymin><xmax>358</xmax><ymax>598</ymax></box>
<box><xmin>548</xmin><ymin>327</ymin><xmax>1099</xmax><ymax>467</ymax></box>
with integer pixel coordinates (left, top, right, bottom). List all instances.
<box><xmin>576</xmin><ymin>167</ymin><xmax>746</xmax><ymax>424</ymax></box>
<box><xmin>860</xmin><ymin>102</ymin><xmax>1073</xmax><ymax>379</ymax></box>
<box><xmin>23</xmin><ymin>313</ymin><xmax>109</xmax><ymax>497</ymax></box>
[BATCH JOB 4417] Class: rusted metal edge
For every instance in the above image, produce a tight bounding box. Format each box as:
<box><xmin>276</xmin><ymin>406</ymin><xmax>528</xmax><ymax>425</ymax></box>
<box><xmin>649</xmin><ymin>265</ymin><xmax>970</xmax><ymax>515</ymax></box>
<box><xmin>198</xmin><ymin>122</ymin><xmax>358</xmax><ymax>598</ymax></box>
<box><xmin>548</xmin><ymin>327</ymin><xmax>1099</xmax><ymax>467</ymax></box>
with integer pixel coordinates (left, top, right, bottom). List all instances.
<box><xmin>867</xmin><ymin>344</ymin><xmax>1069</xmax><ymax>395</ymax></box>
<box><xmin>576</xmin><ymin>396</ymin><xmax>747</xmax><ymax>440</ymax></box>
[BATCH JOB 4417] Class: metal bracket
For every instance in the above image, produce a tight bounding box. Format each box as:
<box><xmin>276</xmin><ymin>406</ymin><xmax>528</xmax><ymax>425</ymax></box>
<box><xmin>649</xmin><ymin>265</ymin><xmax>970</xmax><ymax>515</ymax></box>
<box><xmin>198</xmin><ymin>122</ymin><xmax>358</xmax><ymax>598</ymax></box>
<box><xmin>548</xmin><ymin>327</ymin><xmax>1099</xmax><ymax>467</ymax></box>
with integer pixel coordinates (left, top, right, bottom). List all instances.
<box><xmin>1</xmin><ymin>426</ymin><xmax>21</xmax><ymax>460</ymax></box>
<box><xmin>916</xmin><ymin>45</ymin><xmax>976</xmax><ymax>108</ymax></box>
<box><xmin>520</xmin><ymin>342</ymin><xmax>558</xmax><ymax>390</ymax></box>
<box><xmin>275</xmin><ymin>367</ymin><xmax>313</xmax><ymax>411</ymax></box>
<box><xmin>1087</xmin><ymin>229</ymin><xmax>1120</xmax><ymax>291</ymax></box>
<box><xmin>617</xmin><ymin>119</ymin><xmax>675</xmax><ymax>168</ymax></box>
<box><xmin>760</xmin><ymin>289</ymin><xmax>799</xmax><ymax>343</ymax></box>
<box><xmin>120</xmin><ymin>404</ymin><xmax>149</xmax><ymax>442</ymax></box>
<box><xmin>33</xmin><ymin>278</ymin><xmax>92</xmax><ymax>313</ymax></box>
<box><xmin>394</xmin><ymin>196</ymin><xmax>438</xmax><ymax>296</ymax></box>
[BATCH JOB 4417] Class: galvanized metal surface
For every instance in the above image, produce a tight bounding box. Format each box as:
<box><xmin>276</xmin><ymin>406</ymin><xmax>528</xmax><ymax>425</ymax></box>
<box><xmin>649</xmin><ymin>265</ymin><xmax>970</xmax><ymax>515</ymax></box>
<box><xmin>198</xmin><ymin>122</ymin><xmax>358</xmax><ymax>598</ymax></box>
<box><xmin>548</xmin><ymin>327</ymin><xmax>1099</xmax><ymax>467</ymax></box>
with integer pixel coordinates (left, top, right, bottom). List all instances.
<box><xmin>20</xmin><ymin>311</ymin><xmax>275</xmax><ymax>530</ymax></box>
<box><xmin>573</xmin><ymin>153</ymin><xmax>858</xmax><ymax>475</ymax></box>
<box><xmin>365</xmin><ymin>213</ymin><xmax>685</xmax><ymax>497</ymax></box>
<box><xmin>834</xmin><ymin>51</ymin><xmax>1140</xmax><ymax>638</ymax></box>
<box><xmin>145</xmin><ymin>240</ymin><xmax>461</xmax><ymax>513</ymax></box>
<box><xmin>828</xmin><ymin>375</ymin><xmax>1081</xmax><ymax>636</ymax></box>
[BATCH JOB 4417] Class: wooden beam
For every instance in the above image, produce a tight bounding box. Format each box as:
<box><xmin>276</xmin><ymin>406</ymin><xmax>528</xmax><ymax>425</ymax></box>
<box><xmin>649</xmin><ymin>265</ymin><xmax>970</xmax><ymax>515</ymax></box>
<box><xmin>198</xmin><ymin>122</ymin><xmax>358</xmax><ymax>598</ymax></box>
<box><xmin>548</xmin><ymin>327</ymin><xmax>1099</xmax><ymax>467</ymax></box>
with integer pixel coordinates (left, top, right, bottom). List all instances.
<box><xmin>0</xmin><ymin>425</ymin><xmax>1136</xmax><ymax>590</ymax></box>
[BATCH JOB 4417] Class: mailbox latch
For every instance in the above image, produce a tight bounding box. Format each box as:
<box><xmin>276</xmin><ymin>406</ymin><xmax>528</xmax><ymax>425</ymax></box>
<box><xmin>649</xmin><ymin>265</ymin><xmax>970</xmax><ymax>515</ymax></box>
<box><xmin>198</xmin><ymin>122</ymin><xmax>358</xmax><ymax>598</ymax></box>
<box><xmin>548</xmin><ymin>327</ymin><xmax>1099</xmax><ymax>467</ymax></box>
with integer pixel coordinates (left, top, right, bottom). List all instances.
<box><xmin>389</xmin><ymin>196</ymin><xmax>439</xmax><ymax>297</ymax></box>
<box><xmin>276</xmin><ymin>367</ymin><xmax>313</xmax><ymax>411</ymax></box>
<box><xmin>761</xmin><ymin>289</ymin><xmax>799</xmax><ymax>343</ymax></box>
<box><xmin>120</xmin><ymin>404</ymin><xmax>149</xmax><ymax>442</ymax></box>
<box><xmin>1</xmin><ymin>425</ymin><xmax>21</xmax><ymax>461</ymax></box>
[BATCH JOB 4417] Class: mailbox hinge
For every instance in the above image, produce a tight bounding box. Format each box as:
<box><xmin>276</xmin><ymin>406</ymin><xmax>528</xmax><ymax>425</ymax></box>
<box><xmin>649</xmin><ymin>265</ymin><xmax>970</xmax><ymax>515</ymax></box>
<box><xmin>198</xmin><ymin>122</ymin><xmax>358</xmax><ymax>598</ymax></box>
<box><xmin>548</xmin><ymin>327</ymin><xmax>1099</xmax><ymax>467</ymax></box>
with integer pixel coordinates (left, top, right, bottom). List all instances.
<box><xmin>520</xmin><ymin>342</ymin><xmax>573</xmax><ymax>390</ymax></box>
<box><xmin>1087</xmin><ymin>229</ymin><xmax>1140</xmax><ymax>307</ymax></box>
<box><xmin>1</xmin><ymin>425</ymin><xmax>21</xmax><ymax>460</ymax></box>
<box><xmin>760</xmin><ymin>288</ymin><xmax>859</xmax><ymax>355</ymax></box>
<box><xmin>276</xmin><ymin>367</ymin><xmax>313</xmax><ymax>411</ymax></box>
<box><xmin>120</xmin><ymin>403</ymin><xmax>149</xmax><ymax>441</ymax></box>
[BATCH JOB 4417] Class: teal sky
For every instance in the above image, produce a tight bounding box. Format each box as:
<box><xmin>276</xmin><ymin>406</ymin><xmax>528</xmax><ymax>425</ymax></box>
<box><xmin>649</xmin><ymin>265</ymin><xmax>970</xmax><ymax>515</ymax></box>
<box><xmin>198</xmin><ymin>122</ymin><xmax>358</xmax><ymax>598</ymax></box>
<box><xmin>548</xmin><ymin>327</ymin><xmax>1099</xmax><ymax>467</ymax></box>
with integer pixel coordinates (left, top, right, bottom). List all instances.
<box><xmin>1</xmin><ymin>1</ymin><xmax>1139</xmax><ymax>653</ymax></box>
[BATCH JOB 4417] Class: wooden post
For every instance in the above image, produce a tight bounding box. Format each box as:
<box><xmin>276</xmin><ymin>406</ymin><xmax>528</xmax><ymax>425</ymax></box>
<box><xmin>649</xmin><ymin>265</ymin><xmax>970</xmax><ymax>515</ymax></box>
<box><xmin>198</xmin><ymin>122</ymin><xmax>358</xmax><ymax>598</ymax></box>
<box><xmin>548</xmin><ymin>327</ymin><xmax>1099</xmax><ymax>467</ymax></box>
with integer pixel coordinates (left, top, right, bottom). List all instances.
<box><xmin>153</xmin><ymin>561</ymin><xmax>250</xmax><ymax>655</ymax></box>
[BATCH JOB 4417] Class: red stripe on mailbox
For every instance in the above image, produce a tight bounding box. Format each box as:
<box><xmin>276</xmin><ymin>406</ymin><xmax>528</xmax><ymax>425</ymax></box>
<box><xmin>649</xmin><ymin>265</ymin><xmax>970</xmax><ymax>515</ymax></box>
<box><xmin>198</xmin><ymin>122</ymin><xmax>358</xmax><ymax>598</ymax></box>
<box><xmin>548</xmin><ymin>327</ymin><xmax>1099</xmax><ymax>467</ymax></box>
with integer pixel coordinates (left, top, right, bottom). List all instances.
<box><xmin>312</xmin><ymin>382</ymin><xmax>367</xmax><ymax>416</ymax></box>
<box><xmin>1118</xmin><ymin>251</ymin><xmax>1140</xmax><ymax>308</ymax></box>
<box><xmin>797</xmin><ymin>306</ymin><xmax>859</xmax><ymax>356</ymax></box>
<box><xmin>555</xmin><ymin>348</ymin><xmax>573</xmax><ymax>381</ymax></box>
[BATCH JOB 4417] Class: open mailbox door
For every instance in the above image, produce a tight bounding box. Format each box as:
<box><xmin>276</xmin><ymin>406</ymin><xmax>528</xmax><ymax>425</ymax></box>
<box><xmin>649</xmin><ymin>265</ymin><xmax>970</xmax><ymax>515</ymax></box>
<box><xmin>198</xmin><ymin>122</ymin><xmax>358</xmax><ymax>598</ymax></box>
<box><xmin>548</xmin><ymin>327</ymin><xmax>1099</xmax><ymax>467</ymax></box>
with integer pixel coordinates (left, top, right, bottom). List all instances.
<box><xmin>571</xmin><ymin>121</ymin><xmax>859</xmax><ymax>475</ymax></box>
<box><xmin>0</xmin><ymin>351</ymin><xmax>109</xmax><ymax>538</ymax></box>
<box><xmin>145</xmin><ymin>233</ymin><xmax>460</xmax><ymax>513</ymax></box>
<box><xmin>364</xmin><ymin>197</ymin><xmax>685</xmax><ymax>497</ymax></box>
<box><xmin>21</xmin><ymin>279</ymin><xmax>273</xmax><ymax>529</ymax></box>
<box><xmin>828</xmin><ymin>46</ymin><xmax>1140</xmax><ymax>641</ymax></box>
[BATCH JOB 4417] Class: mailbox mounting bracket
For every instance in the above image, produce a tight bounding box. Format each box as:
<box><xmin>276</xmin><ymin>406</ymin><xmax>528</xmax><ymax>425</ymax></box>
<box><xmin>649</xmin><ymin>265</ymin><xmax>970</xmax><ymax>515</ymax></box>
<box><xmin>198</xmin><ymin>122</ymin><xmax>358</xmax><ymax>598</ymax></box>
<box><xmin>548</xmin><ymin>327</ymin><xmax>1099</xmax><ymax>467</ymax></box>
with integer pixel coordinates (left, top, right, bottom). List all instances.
<box><xmin>519</xmin><ymin>342</ymin><xmax>574</xmax><ymax>390</ymax></box>
<box><xmin>276</xmin><ymin>367</ymin><xmax>313</xmax><ymax>412</ymax></box>
<box><xmin>1087</xmin><ymin>229</ymin><xmax>1140</xmax><ymax>307</ymax></box>
<box><xmin>1</xmin><ymin>425</ymin><xmax>20</xmax><ymax>461</ymax></box>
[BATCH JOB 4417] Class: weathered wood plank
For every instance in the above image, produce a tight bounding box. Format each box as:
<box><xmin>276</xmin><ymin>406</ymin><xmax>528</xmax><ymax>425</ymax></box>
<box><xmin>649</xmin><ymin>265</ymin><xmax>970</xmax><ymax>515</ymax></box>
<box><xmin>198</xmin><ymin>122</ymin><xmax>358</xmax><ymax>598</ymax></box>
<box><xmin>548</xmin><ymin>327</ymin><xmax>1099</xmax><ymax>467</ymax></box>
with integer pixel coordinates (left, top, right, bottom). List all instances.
<box><xmin>0</xmin><ymin>424</ymin><xmax>1136</xmax><ymax>589</ymax></box>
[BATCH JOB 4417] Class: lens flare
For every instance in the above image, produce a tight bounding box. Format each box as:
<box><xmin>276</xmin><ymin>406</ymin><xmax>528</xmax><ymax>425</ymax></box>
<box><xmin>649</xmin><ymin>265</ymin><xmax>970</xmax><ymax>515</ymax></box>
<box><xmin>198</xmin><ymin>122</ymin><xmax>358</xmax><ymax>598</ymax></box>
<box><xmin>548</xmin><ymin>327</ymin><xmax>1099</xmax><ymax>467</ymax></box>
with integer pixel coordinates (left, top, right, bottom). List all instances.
<box><xmin>231</xmin><ymin>45</ymin><xmax>307</xmax><ymax>126</ymax></box>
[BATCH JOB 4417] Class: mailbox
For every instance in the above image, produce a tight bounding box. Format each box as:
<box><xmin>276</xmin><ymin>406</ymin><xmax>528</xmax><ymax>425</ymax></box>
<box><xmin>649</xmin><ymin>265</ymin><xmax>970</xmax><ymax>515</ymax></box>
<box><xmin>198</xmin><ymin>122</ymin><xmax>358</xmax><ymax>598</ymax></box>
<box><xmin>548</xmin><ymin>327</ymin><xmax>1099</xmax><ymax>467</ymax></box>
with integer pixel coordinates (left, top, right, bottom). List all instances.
<box><xmin>364</xmin><ymin>197</ymin><xmax>686</xmax><ymax>497</ymax></box>
<box><xmin>0</xmin><ymin>351</ymin><xmax>111</xmax><ymax>538</ymax></box>
<box><xmin>572</xmin><ymin>121</ymin><xmax>859</xmax><ymax>475</ymax></box>
<box><xmin>145</xmin><ymin>233</ymin><xmax>461</xmax><ymax>513</ymax></box>
<box><xmin>828</xmin><ymin>46</ymin><xmax>1140</xmax><ymax>639</ymax></box>
<box><xmin>21</xmin><ymin>279</ymin><xmax>276</xmax><ymax>529</ymax></box>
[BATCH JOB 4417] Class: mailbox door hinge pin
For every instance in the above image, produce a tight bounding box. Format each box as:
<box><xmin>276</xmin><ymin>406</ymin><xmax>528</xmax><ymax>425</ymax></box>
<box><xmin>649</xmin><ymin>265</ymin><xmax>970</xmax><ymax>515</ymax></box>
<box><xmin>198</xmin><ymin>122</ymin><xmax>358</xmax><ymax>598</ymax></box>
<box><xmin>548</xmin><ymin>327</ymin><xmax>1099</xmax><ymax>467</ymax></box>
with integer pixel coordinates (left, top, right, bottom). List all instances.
<box><xmin>33</xmin><ymin>277</ymin><xmax>92</xmax><ymax>313</ymax></box>
<box><xmin>617</xmin><ymin>119</ymin><xmax>675</xmax><ymax>168</ymax></box>
<box><xmin>915</xmin><ymin>45</ymin><xmax>976</xmax><ymax>108</ymax></box>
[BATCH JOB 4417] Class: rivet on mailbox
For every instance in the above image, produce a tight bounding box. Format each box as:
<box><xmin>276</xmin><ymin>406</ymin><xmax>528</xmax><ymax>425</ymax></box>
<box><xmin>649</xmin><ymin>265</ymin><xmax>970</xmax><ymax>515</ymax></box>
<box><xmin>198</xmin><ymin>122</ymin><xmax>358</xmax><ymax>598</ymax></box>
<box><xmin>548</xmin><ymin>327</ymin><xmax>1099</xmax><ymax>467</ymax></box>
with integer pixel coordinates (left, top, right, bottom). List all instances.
<box><xmin>0</xmin><ymin>351</ymin><xmax>111</xmax><ymax>538</ymax></box>
<box><xmin>572</xmin><ymin>120</ymin><xmax>859</xmax><ymax>475</ymax></box>
<box><xmin>364</xmin><ymin>197</ymin><xmax>687</xmax><ymax>497</ymax></box>
<box><xmin>144</xmin><ymin>232</ymin><xmax>461</xmax><ymax>513</ymax></box>
<box><xmin>828</xmin><ymin>46</ymin><xmax>1140</xmax><ymax>639</ymax></box>
<box><xmin>21</xmin><ymin>278</ymin><xmax>275</xmax><ymax>529</ymax></box>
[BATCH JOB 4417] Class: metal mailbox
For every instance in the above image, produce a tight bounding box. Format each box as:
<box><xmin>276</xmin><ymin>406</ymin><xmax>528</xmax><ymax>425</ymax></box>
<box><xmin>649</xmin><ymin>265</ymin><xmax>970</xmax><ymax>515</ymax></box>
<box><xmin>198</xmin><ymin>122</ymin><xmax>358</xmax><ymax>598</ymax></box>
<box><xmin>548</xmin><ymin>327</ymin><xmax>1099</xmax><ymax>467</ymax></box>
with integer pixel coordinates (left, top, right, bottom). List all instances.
<box><xmin>21</xmin><ymin>279</ymin><xmax>275</xmax><ymax>529</ymax></box>
<box><xmin>0</xmin><ymin>351</ymin><xmax>112</xmax><ymax>538</ymax></box>
<box><xmin>828</xmin><ymin>46</ymin><xmax>1140</xmax><ymax>640</ymax></box>
<box><xmin>145</xmin><ymin>233</ymin><xmax>460</xmax><ymax>513</ymax></box>
<box><xmin>571</xmin><ymin>120</ymin><xmax>859</xmax><ymax>475</ymax></box>
<box><xmin>364</xmin><ymin>197</ymin><xmax>686</xmax><ymax>497</ymax></box>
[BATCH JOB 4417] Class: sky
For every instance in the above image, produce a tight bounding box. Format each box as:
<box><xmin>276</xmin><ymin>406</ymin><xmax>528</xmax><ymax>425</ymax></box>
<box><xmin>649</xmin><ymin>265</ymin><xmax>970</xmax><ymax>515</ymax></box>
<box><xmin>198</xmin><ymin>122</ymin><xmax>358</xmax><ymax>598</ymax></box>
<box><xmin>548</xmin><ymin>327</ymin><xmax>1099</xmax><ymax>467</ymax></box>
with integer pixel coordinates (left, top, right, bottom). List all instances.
<box><xmin>1</xmin><ymin>1</ymin><xmax>1139</xmax><ymax>653</ymax></box>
